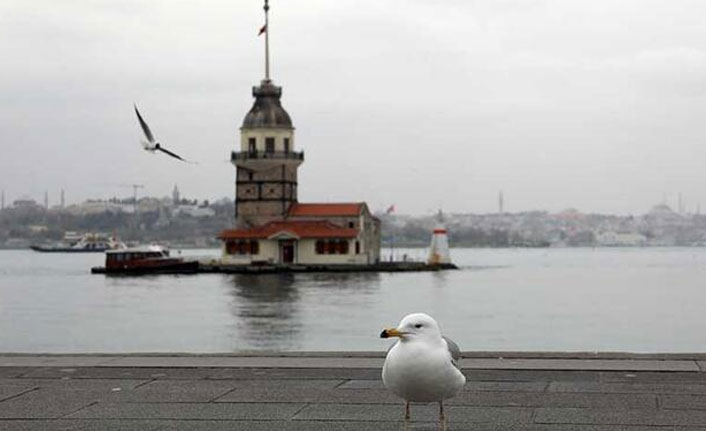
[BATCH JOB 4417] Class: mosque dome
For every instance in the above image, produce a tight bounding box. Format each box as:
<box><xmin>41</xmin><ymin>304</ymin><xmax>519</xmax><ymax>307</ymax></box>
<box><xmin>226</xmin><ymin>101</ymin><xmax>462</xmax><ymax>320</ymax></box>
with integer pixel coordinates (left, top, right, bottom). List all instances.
<box><xmin>241</xmin><ymin>80</ymin><xmax>293</xmax><ymax>129</ymax></box>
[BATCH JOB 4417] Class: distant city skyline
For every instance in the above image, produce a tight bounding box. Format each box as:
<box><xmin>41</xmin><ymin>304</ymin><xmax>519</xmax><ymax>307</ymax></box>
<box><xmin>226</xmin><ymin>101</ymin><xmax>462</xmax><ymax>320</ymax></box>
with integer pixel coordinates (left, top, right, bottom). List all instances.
<box><xmin>2</xmin><ymin>1</ymin><xmax>706</xmax><ymax>215</ymax></box>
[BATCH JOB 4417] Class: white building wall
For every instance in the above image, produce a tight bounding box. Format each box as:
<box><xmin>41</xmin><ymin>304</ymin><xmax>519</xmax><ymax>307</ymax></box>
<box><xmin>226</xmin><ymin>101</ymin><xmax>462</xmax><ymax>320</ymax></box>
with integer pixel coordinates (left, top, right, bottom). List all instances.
<box><xmin>297</xmin><ymin>239</ymin><xmax>367</xmax><ymax>265</ymax></box>
<box><xmin>240</xmin><ymin>128</ymin><xmax>295</xmax><ymax>152</ymax></box>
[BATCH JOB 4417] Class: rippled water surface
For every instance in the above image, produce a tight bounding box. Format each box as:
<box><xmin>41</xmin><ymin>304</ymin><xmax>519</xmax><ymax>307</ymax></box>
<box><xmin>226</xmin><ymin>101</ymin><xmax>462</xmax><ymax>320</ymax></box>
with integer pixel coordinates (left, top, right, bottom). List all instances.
<box><xmin>1</xmin><ymin>247</ymin><xmax>705</xmax><ymax>353</ymax></box>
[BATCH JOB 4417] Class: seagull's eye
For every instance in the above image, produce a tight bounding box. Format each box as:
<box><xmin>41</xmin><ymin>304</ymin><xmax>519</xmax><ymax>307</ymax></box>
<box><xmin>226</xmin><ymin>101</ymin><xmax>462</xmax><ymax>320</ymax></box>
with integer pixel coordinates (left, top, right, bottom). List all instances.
<box><xmin>414</xmin><ymin>324</ymin><xmax>423</xmax><ymax>329</ymax></box>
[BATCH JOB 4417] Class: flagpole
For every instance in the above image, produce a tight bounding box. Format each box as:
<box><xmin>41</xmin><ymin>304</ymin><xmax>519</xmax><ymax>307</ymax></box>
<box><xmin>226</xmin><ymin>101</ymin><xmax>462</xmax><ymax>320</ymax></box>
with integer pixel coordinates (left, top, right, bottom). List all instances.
<box><xmin>264</xmin><ymin>0</ymin><xmax>270</xmax><ymax>81</ymax></box>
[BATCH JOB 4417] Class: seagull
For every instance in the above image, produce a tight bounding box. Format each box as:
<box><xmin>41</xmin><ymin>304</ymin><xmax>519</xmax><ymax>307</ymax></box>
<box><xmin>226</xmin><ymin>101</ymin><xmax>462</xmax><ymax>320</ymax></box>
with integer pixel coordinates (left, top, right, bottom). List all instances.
<box><xmin>380</xmin><ymin>313</ymin><xmax>466</xmax><ymax>424</ymax></box>
<box><xmin>133</xmin><ymin>104</ymin><xmax>194</xmax><ymax>163</ymax></box>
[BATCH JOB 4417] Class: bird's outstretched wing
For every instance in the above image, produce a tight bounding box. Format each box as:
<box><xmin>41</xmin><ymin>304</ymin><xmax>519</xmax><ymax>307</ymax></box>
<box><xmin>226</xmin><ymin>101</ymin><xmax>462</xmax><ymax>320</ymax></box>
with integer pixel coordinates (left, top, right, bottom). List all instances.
<box><xmin>134</xmin><ymin>104</ymin><xmax>155</xmax><ymax>144</ymax></box>
<box><xmin>156</xmin><ymin>145</ymin><xmax>196</xmax><ymax>164</ymax></box>
<box><xmin>443</xmin><ymin>335</ymin><xmax>462</xmax><ymax>369</ymax></box>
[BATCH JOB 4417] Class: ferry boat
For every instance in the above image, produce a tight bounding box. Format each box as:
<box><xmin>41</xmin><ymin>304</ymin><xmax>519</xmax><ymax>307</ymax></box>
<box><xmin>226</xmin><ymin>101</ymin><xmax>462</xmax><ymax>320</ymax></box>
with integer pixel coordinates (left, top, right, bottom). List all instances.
<box><xmin>91</xmin><ymin>245</ymin><xmax>199</xmax><ymax>274</ymax></box>
<box><xmin>30</xmin><ymin>233</ymin><xmax>126</xmax><ymax>253</ymax></box>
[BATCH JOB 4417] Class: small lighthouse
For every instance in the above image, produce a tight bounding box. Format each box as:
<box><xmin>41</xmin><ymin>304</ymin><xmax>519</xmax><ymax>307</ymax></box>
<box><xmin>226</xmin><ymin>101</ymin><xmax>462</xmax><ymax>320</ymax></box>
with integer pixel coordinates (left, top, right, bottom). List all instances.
<box><xmin>428</xmin><ymin>212</ymin><xmax>451</xmax><ymax>265</ymax></box>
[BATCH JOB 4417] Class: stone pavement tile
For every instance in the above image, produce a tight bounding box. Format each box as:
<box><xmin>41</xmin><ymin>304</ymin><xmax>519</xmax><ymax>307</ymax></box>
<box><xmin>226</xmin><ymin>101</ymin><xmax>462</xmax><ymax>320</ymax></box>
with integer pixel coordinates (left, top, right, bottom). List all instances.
<box><xmin>0</xmin><ymin>369</ymin><xmax>29</xmax><ymax>379</ymax></box>
<box><xmin>550</xmin><ymin>381</ymin><xmax>706</xmax><ymax>395</ymax></box>
<box><xmin>109</xmin><ymin>380</ymin><xmax>236</xmax><ymax>403</ymax></box>
<box><xmin>293</xmin><ymin>403</ymin><xmax>533</xmax><ymax>423</ymax></box>
<box><xmin>339</xmin><ymin>380</ymin><xmax>547</xmax><ymax>392</ymax></box>
<box><xmin>21</xmin><ymin>368</ymin><xmax>217</xmax><ymax>380</ymax></box>
<box><xmin>207</xmin><ymin>367</ymin><xmax>381</xmax><ymax>380</ymax></box>
<box><xmin>600</xmin><ymin>371</ymin><xmax>706</xmax><ymax>384</ymax></box>
<box><xmin>661</xmin><ymin>394</ymin><xmax>706</xmax><ymax>410</ymax></box>
<box><xmin>214</xmin><ymin>387</ymin><xmax>399</xmax><ymax>404</ymax></box>
<box><xmin>464</xmin><ymin>358</ymin><xmax>699</xmax><ymax>372</ymax></box>
<box><xmin>67</xmin><ymin>402</ymin><xmax>306</xmax><ymax>420</ymax></box>
<box><xmin>465</xmin><ymin>370</ymin><xmax>601</xmax><ymax>382</ymax></box>
<box><xmin>0</xmin><ymin>420</ymin><xmax>167</xmax><ymax>430</ymax></box>
<box><xmin>448</xmin><ymin>391</ymin><xmax>656</xmax><ymax>409</ymax></box>
<box><xmin>0</xmin><ymin>389</ymin><xmax>99</xmax><ymax>419</ymax></box>
<box><xmin>0</xmin><ymin>385</ymin><xmax>39</xmax><ymax>403</ymax></box>
<box><xmin>535</xmin><ymin>407</ymin><xmax>706</xmax><ymax>426</ymax></box>
<box><xmin>159</xmin><ymin>420</ymin><xmax>406</xmax><ymax>431</ymax></box>
<box><xmin>227</xmin><ymin>379</ymin><xmax>344</xmax><ymax>389</ymax></box>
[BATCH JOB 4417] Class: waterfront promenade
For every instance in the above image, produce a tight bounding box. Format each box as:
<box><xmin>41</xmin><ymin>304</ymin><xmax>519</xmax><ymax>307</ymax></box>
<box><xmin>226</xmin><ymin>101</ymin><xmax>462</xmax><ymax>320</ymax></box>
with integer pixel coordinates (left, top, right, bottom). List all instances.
<box><xmin>2</xmin><ymin>353</ymin><xmax>706</xmax><ymax>430</ymax></box>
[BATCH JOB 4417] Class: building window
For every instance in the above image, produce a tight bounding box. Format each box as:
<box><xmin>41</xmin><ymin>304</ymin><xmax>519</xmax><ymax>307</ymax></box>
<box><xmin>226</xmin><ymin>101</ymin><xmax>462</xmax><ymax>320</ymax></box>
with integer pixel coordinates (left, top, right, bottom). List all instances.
<box><xmin>265</xmin><ymin>137</ymin><xmax>275</xmax><ymax>153</ymax></box>
<box><xmin>348</xmin><ymin>221</ymin><xmax>354</xmax><ymax>228</ymax></box>
<box><xmin>284</xmin><ymin>138</ymin><xmax>290</xmax><ymax>153</ymax></box>
<box><xmin>226</xmin><ymin>240</ymin><xmax>259</xmax><ymax>255</ymax></box>
<box><xmin>338</xmin><ymin>241</ymin><xmax>349</xmax><ymax>254</ymax></box>
<box><xmin>355</xmin><ymin>240</ymin><xmax>360</xmax><ymax>254</ymax></box>
<box><xmin>248</xmin><ymin>138</ymin><xmax>256</xmax><ymax>153</ymax></box>
<box><xmin>248</xmin><ymin>171</ymin><xmax>253</xmax><ymax>181</ymax></box>
<box><xmin>326</xmin><ymin>240</ymin><xmax>337</xmax><ymax>254</ymax></box>
<box><xmin>315</xmin><ymin>240</ymin><xmax>325</xmax><ymax>254</ymax></box>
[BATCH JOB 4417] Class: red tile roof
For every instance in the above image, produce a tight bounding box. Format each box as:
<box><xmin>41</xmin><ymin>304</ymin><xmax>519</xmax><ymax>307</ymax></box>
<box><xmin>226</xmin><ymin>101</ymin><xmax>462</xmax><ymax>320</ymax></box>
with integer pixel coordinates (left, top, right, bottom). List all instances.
<box><xmin>287</xmin><ymin>203</ymin><xmax>365</xmax><ymax>217</ymax></box>
<box><xmin>219</xmin><ymin>220</ymin><xmax>358</xmax><ymax>240</ymax></box>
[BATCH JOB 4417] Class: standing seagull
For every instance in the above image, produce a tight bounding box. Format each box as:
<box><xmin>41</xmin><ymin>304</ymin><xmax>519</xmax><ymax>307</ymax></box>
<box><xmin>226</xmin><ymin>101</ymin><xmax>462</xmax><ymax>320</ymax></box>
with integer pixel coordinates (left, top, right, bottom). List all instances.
<box><xmin>380</xmin><ymin>313</ymin><xmax>466</xmax><ymax>425</ymax></box>
<box><xmin>134</xmin><ymin>104</ymin><xmax>194</xmax><ymax>163</ymax></box>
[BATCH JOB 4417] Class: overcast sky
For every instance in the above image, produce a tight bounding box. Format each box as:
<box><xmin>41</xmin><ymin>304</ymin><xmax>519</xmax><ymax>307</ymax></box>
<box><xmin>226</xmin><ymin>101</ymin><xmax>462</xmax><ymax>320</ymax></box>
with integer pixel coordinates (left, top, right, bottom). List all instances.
<box><xmin>1</xmin><ymin>0</ymin><xmax>705</xmax><ymax>215</ymax></box>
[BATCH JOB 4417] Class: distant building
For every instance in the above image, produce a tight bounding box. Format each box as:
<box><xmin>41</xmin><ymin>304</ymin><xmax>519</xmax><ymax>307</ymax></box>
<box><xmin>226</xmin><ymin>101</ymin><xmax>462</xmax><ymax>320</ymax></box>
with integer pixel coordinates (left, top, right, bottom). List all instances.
<box><xmin>218</xmin><ymin>2</ymin><xmax>380</xmax><ymax>265</ymax></box>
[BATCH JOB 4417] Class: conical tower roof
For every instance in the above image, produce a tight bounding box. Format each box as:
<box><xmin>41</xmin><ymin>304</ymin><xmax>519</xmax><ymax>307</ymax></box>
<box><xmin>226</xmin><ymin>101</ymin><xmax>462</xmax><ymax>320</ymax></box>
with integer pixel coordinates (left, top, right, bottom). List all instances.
<box><xmin>241</xmin><ymin>79</ymin><xmax>293</xmax><ymax>129</ymax></box>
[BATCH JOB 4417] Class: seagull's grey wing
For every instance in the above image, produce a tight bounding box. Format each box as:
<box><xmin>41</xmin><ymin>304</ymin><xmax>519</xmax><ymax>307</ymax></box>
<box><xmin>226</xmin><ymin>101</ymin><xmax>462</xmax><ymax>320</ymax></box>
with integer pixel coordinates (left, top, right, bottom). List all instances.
<box><xmin>134</xmin><ymin>104</ymin><xmax>155</xmax><ymax>143</ymax></box>
<box><xmin>156</xmin><ymin>145</ymin><xmax>188</xmax><ymax>163</ymax></box>
<box><xmin>443</xmin><ymin>335</ymin><xmax>462</xmax><ymax>369</ymax></box>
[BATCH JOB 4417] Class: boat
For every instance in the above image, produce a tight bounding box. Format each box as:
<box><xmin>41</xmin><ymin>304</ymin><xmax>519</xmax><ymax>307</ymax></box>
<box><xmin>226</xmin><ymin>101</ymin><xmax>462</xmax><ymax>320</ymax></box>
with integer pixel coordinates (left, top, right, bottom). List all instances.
<box><xmin>30</xmin><ymin>233</ymin><xmax>126</xmax><ymax>253</ymax></box>
<box><xmin>91</xmin><ymin>244</ymin><xmax>199</xmax><ymax>274</ymax></box>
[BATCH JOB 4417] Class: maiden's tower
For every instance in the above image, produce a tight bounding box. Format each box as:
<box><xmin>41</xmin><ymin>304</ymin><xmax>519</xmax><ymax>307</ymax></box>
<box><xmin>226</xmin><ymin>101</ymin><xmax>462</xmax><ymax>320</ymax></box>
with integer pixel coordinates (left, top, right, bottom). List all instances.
<box><xmin>219</xmin><ymin>1</ymin><xmax>381</xmax><ymax>266</ymax></box>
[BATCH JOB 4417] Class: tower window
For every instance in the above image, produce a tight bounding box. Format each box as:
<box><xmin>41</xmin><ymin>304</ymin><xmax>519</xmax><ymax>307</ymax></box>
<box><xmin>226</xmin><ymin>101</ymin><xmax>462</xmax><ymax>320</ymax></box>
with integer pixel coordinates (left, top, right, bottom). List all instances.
<box><xmin>265</xmin><ymin>137</ymin><xmax>275</xmax><ymax>153</ymax></box>
<box><xmin>248</xmin><ymin>137</ymin><xmax>256</xmax><ymax>153</ymax></box>
<box><xmin>284</xmin><ymin>138</ymin><xmax>290</xmax><ymax>153</ymax></box>
<box><xmin>248</xmin><ymin>172</ymin><xmax>253</xmax><ymax>181</ymax></box>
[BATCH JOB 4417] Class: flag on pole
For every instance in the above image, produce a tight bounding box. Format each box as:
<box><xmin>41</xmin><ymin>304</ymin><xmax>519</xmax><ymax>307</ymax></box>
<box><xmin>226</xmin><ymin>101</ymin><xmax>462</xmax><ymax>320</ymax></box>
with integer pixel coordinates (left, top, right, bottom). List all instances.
<box><xmin>385</xmin><ymin>204</ymin><xmax>396</xmax><ymax>214</ymax></box>
<box><xmin>258</xmin><ymin>24</ymin><xmax>267</xmax><ymax>36</ymax></box>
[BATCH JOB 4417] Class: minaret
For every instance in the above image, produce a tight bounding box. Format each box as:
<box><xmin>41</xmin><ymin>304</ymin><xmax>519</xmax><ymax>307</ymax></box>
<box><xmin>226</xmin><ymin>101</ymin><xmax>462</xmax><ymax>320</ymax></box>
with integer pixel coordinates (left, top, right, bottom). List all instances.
<box><xmin>1</xmin><ymin>190</ymin><xmax>5</xmax><ymax>211</ymax></box>
<box><xmin>498</xmin><ymin>190</ymin><xmax>504</xmax><ymax>214</ymax></box>
<box><xmin>60</xmin><ymin>189</ymin><xmax>65</xmax><ymax>208</ymax></box>
<box><xmin>232</xmin><ymin>0</ymin><xmax>303</xmax><ymax>228</ymax></box>
<box><xmin>44</xmin><ymin>191</ymin><xmax>49</xmax><ymax>209</ymax></box>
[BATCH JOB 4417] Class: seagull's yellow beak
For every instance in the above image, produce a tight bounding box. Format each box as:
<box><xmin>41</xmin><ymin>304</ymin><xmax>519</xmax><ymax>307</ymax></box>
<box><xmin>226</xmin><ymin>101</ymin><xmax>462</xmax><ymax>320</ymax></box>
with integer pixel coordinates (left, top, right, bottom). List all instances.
<box><xmin>380</xmin><ymin>328</ymin><xmax>403</xmax><ymax>338</ymax></box>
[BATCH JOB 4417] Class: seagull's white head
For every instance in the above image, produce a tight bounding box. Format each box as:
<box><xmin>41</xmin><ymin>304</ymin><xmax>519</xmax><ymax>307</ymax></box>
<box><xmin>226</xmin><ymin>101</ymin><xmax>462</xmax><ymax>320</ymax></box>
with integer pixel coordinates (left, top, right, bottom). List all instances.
<box><xmin>380</xmin><ymin>312</ymin><xmax>442</xmax><ymax>343</ymax></box>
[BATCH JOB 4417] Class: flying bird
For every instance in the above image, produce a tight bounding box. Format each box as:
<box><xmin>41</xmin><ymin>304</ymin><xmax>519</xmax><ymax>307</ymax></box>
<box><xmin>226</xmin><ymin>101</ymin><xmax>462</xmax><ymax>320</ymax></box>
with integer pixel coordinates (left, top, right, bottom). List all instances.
<box><xmin>380</xmin><ymin>313</ymin><xmax>466</xmax><ymax>425</ymax></box>
<box><xmin>133</xmin><ymin>104</ymin><xmax>194</xmax><ymax>163</ymax></box>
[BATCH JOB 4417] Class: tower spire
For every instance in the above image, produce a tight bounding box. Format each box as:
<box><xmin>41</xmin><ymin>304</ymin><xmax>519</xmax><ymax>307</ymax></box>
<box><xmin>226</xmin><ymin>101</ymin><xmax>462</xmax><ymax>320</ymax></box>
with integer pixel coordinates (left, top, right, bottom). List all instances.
<box><xmin>264</xmin><ymin>0</ymin><xmax>270</xmax><ymax>81</ymax></box>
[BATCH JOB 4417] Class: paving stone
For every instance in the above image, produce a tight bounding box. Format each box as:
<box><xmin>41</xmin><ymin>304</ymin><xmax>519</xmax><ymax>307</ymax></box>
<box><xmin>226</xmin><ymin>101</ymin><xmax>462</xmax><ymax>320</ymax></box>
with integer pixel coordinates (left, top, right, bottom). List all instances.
<box><xmin>464</xmin><ymin>358</ymin><xmax>700</xmax><ymax>372</ymax></box>
<box><xmin>0</xmin><ymin>369</ymin><xmax>29</xmax><ymax>378</ymax></box>
<box><xmin>0</xmin><ymin>389</ymin><xmax>99</xmax><ymax>419</ymax></box>
<box><xmin>449</xmin><ymin>391</ymin><xmax>656</xmax><ymax>409</ymax></box>
<box><xmin>465</xmin><ymin>369</ymin><xmax>601</xmax><ymax>382</ymax></box>
<box><xmin>214</xmin><ymin>387</ymin><xmax>399</xmax><ymax>404</ymax></box>
<box><xmin>661</xmin><ymin>394</ymin><xmax>706</xmax><ymax>410</ymax></box>
<box><xmin>67</xmin><ymin>402</ymin><xmax>306</xmax><ymax>420</ymax></box>
<box><xmin>339</xmin><ymin>379</ymin><xmax>547</xmax><ymax>392</ymax></box>
<box><xmin>159</xmin><ymin>420</ymin><xmax>406</xmax><ymax>431</ymax></box>
<box><xmin>21</xmin><ymin>368</ymin><xmax>217</xmax><ymax>380</ymax></box>
<box><xmin>228</xmin><ymin>379</ymin><xmax>344</xmax><ymax>389</ymax></box>
<box><xmin>550</xmin><ymin>381</ymin><xmax>706</xmax><ymax>395</ymax></box>
<box><xmin>293</xmin><ymin>403</ymin><xmax>533</xmax><ymax>423</ymax></box>
<box><xmin>0</xmin><ymin>385</ymin><xmax>38</xmax><ymax>403</ymax></box>
<box><xmin>535</xmin><ymin>407</ymin><xmax>706</xmax><ymax>426</ymax></box>
<box><xmin>109</xmin><ymin>380</ymin><xmax>236</xmax><ymax>403</ymax></box>
<box><xmin>0</xmin><ymin>420</ymin><xmax>167</xmax><ymax>430</ymax></box>
<box><xmin>600</xmin><ymin>371</ymin><xmax>706</xmax><ymax>384</ymax></box>
<box><xmin>208</xmin><ymin>367</ymin><xmax>380</xmax><ymax>380</ymax></box>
